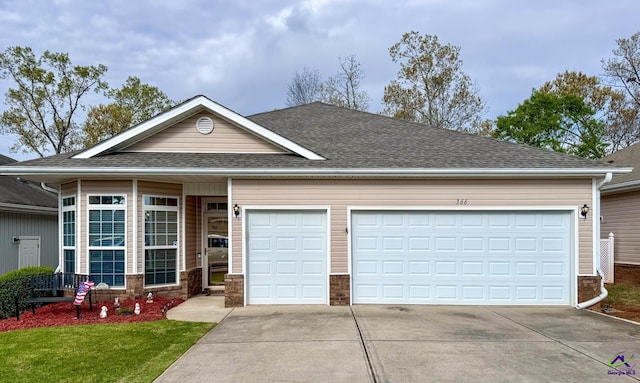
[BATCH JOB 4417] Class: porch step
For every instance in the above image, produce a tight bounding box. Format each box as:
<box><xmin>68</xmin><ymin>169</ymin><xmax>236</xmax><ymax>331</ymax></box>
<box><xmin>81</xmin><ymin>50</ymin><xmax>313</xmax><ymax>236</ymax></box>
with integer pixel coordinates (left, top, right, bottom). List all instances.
<box><xmin>204</xmin><ymin>287</ymin><xmax>225</xmax><ymax>296</ymax></box>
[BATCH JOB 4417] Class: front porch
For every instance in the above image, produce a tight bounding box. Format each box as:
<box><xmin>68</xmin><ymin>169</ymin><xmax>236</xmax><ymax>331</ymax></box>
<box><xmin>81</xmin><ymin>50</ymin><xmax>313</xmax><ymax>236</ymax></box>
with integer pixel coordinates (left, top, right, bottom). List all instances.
<box><xmin>57</xmin><ymin>179</ymin><xmax>233</xmax><ymax>302</ymax></box>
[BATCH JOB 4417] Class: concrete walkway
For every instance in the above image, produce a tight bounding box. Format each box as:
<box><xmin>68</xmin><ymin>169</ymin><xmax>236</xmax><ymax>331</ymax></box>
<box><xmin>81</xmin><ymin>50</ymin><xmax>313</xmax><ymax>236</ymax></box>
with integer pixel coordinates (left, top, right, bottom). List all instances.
<box><xmin>157</xmin><ymin>304</ymin><xmax>640</xmax><ymax>383</ymax></box>
<box><xmin>166</xmin><ymin>295</ymin><xmax>232</xmax><ymax>323</ymax></box>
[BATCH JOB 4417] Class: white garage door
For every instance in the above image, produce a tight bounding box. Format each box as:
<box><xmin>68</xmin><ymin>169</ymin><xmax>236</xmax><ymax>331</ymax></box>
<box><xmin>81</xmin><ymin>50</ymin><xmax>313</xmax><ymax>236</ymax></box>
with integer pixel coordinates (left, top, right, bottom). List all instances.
<box><xmin>352</xmin><ymin>211</ymin><xmax>572</xmax><ymax>305</ymax></box>
<box><xmin>247</xmin><ymin>210</ymin><xmax>327</xmax><ymax>304</ymax></box>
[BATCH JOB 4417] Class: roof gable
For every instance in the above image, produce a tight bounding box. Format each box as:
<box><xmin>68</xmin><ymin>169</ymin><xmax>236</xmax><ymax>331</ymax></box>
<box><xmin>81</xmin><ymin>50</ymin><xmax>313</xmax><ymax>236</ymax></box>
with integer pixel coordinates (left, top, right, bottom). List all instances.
<box><xmin>73</xmin><ymin>96</ymin><xmax>325</xmax><ymax>160</ymax></box>
<box><xmin>125</xmin><ymin>111</ymin><xmax>286</xmax><ymax>154</ymax></box>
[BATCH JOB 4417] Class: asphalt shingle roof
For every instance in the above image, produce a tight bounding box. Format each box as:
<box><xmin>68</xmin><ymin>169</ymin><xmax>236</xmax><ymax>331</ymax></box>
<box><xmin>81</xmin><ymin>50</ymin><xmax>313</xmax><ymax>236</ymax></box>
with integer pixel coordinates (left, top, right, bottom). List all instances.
<box><xmin>4</xmin><ymin>102</ymin><xmax>619</xmax><ymax>171</ymax></box>
<box><xmin>0</xmin><ymin>155</ymin><xmax>58</xmax><ymax>208</ymax></box>
<box><xmin>601</xmin><ymin>141</ymin><xmax>640</xmax><ymax>187</ymax></box>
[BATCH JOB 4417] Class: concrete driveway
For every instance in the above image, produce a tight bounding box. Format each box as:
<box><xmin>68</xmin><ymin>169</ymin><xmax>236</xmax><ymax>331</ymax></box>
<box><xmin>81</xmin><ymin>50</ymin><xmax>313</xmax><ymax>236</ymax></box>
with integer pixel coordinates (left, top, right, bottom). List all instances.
<box><xmin>155</xmin><ymin>305</ymin><xmax>640</xmax><ymax>382</ymax></box>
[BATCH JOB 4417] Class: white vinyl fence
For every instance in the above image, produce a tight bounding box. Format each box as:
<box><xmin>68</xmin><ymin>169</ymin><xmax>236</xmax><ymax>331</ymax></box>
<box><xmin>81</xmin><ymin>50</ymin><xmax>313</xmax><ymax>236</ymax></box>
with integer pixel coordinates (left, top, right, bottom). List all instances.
<box><xmin>600</xmin><ymin>232</ymin><xmax>615</xmax><ymax>283</ymax></box>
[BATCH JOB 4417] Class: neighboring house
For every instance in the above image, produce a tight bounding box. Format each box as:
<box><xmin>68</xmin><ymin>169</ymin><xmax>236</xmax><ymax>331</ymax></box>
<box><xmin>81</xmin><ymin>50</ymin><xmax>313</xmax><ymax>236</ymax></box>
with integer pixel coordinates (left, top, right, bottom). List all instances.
<box><xmin>600</xmin><ymin>142</ymin><xmax>640</xmax><ymax>285</ymax></box>
<box><xmin>0</xmin><ymin>154</ymin><xmax>58</xmax><ymax>275</ymax></box>
<box><xmin>0</xmin><ymin>96</ymin><xmax>629</xmax><ymax>307</ymax></box>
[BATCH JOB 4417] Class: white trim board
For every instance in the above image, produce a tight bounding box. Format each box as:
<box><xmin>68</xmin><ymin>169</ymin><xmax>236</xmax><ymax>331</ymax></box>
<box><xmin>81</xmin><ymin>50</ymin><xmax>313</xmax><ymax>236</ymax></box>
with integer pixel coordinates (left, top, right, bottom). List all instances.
<box><xmin>227</xmin><ymin>178</ymin><xmax>233</xmax><ymax>276</ymax></box>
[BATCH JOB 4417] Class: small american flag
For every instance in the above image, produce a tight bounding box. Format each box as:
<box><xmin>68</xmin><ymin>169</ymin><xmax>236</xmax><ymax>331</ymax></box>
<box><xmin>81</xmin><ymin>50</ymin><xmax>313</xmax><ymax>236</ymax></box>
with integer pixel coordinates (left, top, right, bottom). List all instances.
<box><xmin>74</xmin><ymin>281</ymin><xmax>94</xmax><ymax>305</ymax></box>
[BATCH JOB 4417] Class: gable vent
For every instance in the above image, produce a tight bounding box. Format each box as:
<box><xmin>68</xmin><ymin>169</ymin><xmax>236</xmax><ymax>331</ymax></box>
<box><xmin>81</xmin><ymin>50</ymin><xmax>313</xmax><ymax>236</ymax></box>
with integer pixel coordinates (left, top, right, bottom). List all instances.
<box><xmin>196</xmin><ymin>117</ymin><xmax>215</xmax><ymax>135</ymax></box>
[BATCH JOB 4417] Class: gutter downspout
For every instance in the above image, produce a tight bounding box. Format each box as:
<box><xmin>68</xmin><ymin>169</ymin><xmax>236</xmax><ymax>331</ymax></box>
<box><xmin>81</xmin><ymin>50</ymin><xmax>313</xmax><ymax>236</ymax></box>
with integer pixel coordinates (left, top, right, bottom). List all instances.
<box><xmin>40</xmin><ymin>182</ymin><xmax>58</xmax><ymax>194</ymax></box>
<box><xmin>576</xmin><ymin>172</ymin><xmax>612</xmax><ymax>309</ymax></box>
<box><xmin>41</xmin><ymin>183</ymin><xmax>62</xmax><ymax>273</ymax></box>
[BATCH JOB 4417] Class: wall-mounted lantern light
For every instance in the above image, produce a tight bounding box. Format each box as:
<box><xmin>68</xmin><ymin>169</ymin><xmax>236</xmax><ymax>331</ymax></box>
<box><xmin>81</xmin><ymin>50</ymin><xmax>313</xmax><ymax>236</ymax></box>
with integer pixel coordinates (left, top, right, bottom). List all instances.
<box><xmin>233</xmin><ymin>204</ymin><xmax>240</xmax><ymax>218</ymax></box>
<box><xmin>11</xmin><ymin>236</ymin><xmax>20</xmax><ymax>244</ymax></box>
<box><xmin>580</xmin><ymin>204</ymin><xmax>590</xmax><ymax>220</ymax></box>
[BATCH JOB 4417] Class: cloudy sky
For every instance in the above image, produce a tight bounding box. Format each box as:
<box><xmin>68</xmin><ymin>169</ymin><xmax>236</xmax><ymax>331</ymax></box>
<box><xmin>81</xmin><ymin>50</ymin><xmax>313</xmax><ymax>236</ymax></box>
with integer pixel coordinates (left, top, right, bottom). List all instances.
<box><xmin>0</xmin><ymin>0</ymin><xmax>638</xmax><ymax>161</ymax></box>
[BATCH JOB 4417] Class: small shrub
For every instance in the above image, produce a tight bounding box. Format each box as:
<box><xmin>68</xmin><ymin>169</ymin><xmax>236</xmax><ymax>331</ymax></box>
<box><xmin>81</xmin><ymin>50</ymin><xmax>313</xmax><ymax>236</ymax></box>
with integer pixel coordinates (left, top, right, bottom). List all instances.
<box><xmin>0</xmin><ymin>266</ymin><xmax>54</xmax><ymax>319</ymax></box>
<box><xmin>0</xmin><ymin>266</ymin><xmax>54</xmax><ymax>284</ymax></box>
<box><xmin>117</xmin><ymin>307</ymin><xmax>134</xmax><ymax>316</ymax></box>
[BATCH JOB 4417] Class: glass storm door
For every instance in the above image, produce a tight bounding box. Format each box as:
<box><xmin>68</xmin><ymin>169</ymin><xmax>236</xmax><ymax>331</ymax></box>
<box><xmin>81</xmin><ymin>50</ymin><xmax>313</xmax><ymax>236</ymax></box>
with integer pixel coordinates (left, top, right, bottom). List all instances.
<box><xmin>204</xmin><ymin>214</ymin><xmax>228</xmax><ymax>287</ymax></box>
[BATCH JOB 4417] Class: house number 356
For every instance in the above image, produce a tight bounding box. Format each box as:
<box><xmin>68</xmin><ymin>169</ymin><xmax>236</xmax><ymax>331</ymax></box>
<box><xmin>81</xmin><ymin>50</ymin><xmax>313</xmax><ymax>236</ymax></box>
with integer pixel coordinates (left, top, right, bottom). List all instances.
<box><xmin>456</xmin><ymin>199</ymin><xmax>468</xmax><ymax>205</ymax></box>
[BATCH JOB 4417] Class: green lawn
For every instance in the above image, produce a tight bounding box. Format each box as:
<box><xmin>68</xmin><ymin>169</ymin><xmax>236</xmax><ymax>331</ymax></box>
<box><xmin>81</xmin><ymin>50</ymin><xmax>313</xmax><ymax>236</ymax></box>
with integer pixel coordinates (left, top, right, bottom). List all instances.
<box><xmin>600</xmin><ymin>283</ymin><xmax>640</xmax><ymax>322</ymax></box>
<box><xmin>604</xmin><ymin>283</ymin><xmax>640</xmax><ymax>306</ymax></box>
<box><xmin>0</xmin><ymin>320</ymin><xmax>214</xmax><ymax>383</ymax></box>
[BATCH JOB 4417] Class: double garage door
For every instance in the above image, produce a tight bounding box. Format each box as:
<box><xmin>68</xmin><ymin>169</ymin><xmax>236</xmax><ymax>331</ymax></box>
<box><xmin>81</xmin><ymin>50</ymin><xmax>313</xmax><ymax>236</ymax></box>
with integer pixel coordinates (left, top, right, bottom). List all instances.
<box><xmin>352</xmin><ymin>211</ymin><xmax>572</xmax><ymax>305</ymax></box>
<box><xmin>246</xmin><ymin>210</ymin><xmax>572</xmax><ymax>305</ymax></box>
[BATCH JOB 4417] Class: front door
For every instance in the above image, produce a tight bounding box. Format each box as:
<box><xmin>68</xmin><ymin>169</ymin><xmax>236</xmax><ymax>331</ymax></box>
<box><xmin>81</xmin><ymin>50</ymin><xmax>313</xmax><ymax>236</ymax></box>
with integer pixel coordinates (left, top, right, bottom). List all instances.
<box><xmin>203</xmin><ymin>212</ymin><xmax>229</xmax><ymax>289</ymax></box>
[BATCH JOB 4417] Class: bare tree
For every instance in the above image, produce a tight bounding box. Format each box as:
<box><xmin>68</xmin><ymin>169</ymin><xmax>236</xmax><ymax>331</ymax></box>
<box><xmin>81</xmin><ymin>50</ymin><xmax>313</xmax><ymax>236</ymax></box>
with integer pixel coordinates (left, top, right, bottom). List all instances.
<box><xmin>601</xmin><ymin>32</ymin><xmax>640</xmax><ymax>152</ymax></box>
<box><xmin>382</xmin><ymin>32</ymin><xmax>487</xmax><ymax>132</ymax></box>
<box><xmin>321</xmin><ymin>55</ymin><xmax>370</xmax><ymax>111</ymax></box>
<box><xmin>286</xmin><ymin>68</ymin><xmax>322</xmax><ymax>106</ymax></box>
<box><xmin>603</xmin><ymin>32</ymin><xmax>640</xmax><ymax>107</ymax></box>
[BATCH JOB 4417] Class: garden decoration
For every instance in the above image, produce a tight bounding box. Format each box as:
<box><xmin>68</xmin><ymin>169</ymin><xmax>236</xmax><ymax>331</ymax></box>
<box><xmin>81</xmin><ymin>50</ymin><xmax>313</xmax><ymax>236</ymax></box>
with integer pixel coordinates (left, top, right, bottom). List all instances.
<box><xmin>74</xmin><ymin>281</ymin><xmax>94</xmax><ymax>306</ymax></box>
<box><xmin>100</xmin><ymin>306</ymin><xmax>107</xmax><ymax>319</ymax></box>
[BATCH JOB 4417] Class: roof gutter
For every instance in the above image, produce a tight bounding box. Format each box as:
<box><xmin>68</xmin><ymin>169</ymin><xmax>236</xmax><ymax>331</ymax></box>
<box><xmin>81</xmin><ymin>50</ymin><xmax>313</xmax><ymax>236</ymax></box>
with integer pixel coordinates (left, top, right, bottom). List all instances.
<box><xmin>0</xmin><ymin>202</ymin><xmax>57</xmax><ymax>214</ymax></box>
<box><xmin>596</xmin><ymin>171</ymin><xmax>613</xmax><ymax>189</ymax></box>
<box><xmin>576</xmin><ymin>171</ymin><xmax>612</xmax><ymax>310</ymax></box>
<box><xmin>600</xmin><ymin>178</ymin><xmax>640</xmax><ymax>193</ymax></box>
<box><xmin>0</xmin><ymin>166</ymin><xmax>632</xmax><ymax>178</ymax></box>
<box><xmin>40</xmin><ymin>182</ymin><xmax>59</xmax><ymax>194</ymax></box>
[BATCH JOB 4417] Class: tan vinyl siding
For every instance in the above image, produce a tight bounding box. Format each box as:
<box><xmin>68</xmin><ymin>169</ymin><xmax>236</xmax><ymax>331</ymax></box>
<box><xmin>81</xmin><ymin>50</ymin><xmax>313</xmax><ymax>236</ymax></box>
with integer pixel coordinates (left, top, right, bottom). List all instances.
<box><xmin>126</xmin><ymin>112</ymin><xmax>285</xmax><ymax>153</ymax></box>
<box><xmin>184</xmin><ymin>196</ymin><xmax>199</xmax><ymax>270</ymax></box>
<box><xmin>61</xmin><ymin>181</ymin><xmax>77</xmax><ymax>196</ymax></box>
<box><xmin>601</xmin><ymin>190</ymin><xmax>640</xmax><ymax>264</ymax></box>
<box><xmin>232</xmin><ymin>178</ymin><xmax>594</xmax><ymax>275</ymax></box>
<box><xmin>184</xmin><ymin>182</ymin><xmax>228</xmax><ymax>196</ymax></box>
<box><xmin>137</xmin><ymin>181</ymin><xmax>182</xmax><ymax>273</ymax></box>
<box><xmin>79</xmin><ymin>181</ymin><xmax>133</xmax><ymax>278</ymax></box>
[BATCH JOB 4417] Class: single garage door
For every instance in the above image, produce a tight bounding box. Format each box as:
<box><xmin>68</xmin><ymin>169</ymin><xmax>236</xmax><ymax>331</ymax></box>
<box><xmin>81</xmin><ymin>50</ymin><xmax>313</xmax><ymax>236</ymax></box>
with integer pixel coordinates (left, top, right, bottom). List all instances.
<box><xmin>247</xmin><ymin>210</ymin><xmax>327</xmax><ymax>304</ymax></box>
<box><xmin>352</xmin><ymin>211</ymin><xmax>572</xmax><ymax>305</ymax></box>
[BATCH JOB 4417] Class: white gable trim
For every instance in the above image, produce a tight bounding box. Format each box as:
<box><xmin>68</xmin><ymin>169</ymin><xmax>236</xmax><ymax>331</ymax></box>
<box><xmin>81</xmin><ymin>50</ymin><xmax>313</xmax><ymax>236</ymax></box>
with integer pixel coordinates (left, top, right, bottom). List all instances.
<box><xmin>73</xmin><ymin>96</ymin><xmax>325</xmax><ymax>161</ymax></box>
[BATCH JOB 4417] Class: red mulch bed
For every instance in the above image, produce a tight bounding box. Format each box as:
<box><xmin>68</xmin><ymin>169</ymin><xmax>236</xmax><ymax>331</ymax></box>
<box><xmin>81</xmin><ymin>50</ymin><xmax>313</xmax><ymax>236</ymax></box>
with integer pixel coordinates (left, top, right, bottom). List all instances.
<box><xmin>0</xmin><ymin>296</ymin><xmax>184</xmax><ymax>332</ymax></box>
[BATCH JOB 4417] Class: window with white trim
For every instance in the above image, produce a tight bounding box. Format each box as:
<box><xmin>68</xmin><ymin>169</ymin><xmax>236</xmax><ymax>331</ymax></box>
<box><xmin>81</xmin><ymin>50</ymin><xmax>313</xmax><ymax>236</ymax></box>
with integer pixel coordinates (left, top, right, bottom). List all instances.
<box><xmin>144</xmin><ymin>196</ymin><xmax>178</xmax><ymax>286</ymax></box>
<box><xmin>88</xmin><ymin>195</ymin><xmax>126</xmax><ymax>287</ymax></box>
<box><xmin>62</xmin><ymin>196</ymin><xmax>76</xmax><ymax>274</ymax></box>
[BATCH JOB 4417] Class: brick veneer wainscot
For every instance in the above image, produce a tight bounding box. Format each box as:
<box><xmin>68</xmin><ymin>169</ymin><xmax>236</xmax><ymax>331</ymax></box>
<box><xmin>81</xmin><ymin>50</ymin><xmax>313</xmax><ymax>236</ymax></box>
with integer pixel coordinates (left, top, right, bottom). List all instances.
<box><xmin>577</xmin><ymin>275</ymin><xmax>602</xmax><ymax>309</ymax></box>
<box><xmin>225</xmin><ymin>274</ymin><xmax>244</xmax><ymax>307</ymax></box>
<box><xmin>181</xmin><ymin>268</ymin><xmax>203</xmax><ymax>298</ymax></box>
<box><xmin>614</xmin><ymin>263</ymin><xmax>640</xmax><ymax>285</ymax></box>
<box><xmin>90</xmin><ymin>269</ymin><xmax>202</xmax><ymax>302</ymax></box>
<box><xmin>330</xmin><ymin>274</ymin><xmax>350</xmax><ymax>305</ymax></box>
